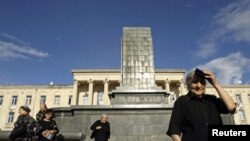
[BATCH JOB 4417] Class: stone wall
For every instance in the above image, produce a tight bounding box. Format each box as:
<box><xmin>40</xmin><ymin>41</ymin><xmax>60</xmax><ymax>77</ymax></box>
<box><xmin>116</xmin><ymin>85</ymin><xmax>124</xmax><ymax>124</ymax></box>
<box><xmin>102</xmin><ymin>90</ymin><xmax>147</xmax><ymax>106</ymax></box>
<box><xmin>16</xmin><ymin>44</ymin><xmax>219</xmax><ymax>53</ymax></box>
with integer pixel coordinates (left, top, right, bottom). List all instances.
<box><xmin>53</xmin><ymin>105</ymin><xmax>173</xmax><ymax>141</ymax></box>
<box><xmin>52</xmin><ymin>105</ymin><xmax>235</xmax><ymax>141</ymax></box>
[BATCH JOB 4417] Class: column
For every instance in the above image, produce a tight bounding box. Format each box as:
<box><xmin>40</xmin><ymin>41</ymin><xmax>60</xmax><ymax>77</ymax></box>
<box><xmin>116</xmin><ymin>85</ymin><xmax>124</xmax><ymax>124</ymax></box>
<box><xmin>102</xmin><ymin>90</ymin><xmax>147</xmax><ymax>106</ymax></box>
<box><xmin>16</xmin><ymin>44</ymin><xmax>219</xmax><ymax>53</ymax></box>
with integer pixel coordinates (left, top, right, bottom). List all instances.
<box><xmin>103</xmin><ymin>79</ymin><xmax>110</xmax><ymax>105</ymax></box>
<box><xmin>88</xmin><ymin>79</ymin><xmax>94</xmax><ymax>105</ymax></box>
<box><xmin>73</xmin><ymin>80</ymin><xmax>79</xmax><ymax>105</ymax></box>
<box><xmin>165</xmin><ymin>79</ymin><xmax>170</xmax><ymax>91</ymax></box>
<box><xmin>118</xmin><ymin>80</ymin><xmax>122</xmax><ymax>86</ymax></box>
<box><xmin>179</xmin><ymin>79</ymin><xmax>184</xmax><ymax>96</ymax></box>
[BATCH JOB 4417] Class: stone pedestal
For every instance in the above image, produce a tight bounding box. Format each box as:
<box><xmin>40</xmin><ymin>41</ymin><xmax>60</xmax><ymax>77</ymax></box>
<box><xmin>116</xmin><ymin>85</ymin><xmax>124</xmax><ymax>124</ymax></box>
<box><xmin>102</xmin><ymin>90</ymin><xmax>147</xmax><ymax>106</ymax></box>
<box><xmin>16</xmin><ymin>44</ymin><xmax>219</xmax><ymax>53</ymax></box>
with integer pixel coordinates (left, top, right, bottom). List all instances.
<box><xmin>110</xmin><ymin>27</ymin><xmax>169</xmax><ymax>106</ymax></box>
<box><xmin>50</xmin><ymin>106</ymin><xmax>234</xmax><ymax>141</ymax></box>
<box><xmin>52</xmin><ymin>106</ymin><xmax>173</xmax><ymax>141</ymax></box>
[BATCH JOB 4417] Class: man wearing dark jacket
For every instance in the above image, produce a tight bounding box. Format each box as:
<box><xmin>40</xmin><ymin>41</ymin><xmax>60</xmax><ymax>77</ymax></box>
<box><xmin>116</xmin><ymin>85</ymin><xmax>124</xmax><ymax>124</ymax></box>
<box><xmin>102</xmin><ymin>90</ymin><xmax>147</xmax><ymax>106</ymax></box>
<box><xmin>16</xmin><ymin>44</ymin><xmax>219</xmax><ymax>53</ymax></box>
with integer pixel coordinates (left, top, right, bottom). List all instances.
<box><xmin>90</xmin><ymin>114</ymin><xmax>110</xmax><ymax>141</ymax></box>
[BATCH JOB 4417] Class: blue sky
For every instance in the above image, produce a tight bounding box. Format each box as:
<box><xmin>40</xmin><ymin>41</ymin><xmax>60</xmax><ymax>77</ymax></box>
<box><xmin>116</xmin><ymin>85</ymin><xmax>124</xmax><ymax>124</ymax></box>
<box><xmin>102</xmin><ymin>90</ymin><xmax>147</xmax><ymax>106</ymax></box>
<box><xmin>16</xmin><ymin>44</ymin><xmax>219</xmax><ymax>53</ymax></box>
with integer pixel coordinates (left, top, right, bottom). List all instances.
<box><xmin>0</xmin><ymin>0</ymin><xmax>250</xmax><ymax>85</ymax></box>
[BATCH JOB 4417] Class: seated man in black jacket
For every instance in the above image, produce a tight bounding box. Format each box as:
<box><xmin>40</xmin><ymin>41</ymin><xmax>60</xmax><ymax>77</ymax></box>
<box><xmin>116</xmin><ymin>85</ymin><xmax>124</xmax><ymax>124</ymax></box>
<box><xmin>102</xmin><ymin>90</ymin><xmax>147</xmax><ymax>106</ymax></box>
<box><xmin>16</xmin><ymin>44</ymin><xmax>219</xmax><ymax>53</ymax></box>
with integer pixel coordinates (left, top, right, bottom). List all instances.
<box><xmin>90</xmin><ymin>114</ymin><xmax>110</xmax><ymax>141</ymax></box>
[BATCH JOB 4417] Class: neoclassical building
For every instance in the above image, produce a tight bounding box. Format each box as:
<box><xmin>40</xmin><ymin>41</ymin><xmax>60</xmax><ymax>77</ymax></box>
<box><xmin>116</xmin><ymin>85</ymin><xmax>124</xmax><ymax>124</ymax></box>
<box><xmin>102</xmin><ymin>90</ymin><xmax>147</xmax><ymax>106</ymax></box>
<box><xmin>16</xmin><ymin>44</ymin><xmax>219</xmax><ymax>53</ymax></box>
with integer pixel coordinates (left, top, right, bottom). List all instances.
<box><xmin>0</xmin><ymin>69</ymin><xmax>250</xmax><ymax>130</ymax></box>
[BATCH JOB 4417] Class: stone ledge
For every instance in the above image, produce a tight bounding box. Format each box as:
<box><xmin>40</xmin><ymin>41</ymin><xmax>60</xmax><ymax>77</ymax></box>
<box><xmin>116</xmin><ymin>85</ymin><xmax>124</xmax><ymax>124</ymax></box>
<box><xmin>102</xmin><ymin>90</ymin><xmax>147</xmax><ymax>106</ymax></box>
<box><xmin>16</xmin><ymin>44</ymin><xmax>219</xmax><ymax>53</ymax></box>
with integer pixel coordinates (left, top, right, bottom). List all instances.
<box><xmin>0</xmin><ymin>131</ymin><xmax>85</xmax><ymax>141</ymax></box>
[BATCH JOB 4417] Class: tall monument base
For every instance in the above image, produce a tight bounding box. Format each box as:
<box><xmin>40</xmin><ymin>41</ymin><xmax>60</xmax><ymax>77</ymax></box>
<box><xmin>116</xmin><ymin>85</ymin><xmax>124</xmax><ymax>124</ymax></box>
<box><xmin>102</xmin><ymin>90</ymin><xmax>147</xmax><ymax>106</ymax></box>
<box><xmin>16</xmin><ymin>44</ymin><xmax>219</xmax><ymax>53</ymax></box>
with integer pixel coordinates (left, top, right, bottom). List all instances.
<box><xmin>53</xmin><ymin>105</ymin><xmax>173</xmax><ymax>141</ymax></box>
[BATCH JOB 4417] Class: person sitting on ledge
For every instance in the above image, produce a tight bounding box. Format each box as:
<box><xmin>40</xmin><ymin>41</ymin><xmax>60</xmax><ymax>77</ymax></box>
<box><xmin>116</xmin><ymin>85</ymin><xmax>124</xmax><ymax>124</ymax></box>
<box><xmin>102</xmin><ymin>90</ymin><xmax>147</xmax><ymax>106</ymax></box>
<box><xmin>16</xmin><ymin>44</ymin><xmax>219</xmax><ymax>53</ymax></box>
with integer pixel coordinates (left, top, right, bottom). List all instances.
<box><xmin>90</xmin><ymin>114</ymin><xmax>111</xmax><ymax>141</ymax></box>
<box><xmin>37</xmin><ymin>109</ymin><xmax>59</xmax><ymax>141</ymax></box>
<box><xmin>36</xmin><ymin>103</ymin><xmax>48</xmax><ymax>122</ymax></box>
<box><xmin>9</xmin><ymin>105</ymin><xmax>36</xmax><ymax>141</ymax></box>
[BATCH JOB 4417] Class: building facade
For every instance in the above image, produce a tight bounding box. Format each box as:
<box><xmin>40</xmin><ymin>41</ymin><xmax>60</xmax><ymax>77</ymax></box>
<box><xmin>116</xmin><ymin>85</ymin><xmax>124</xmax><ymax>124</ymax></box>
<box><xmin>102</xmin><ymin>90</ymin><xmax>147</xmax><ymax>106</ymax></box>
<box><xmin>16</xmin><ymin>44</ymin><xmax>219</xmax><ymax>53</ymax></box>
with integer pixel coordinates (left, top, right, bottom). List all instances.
<box><xmin>0</xmin><ymin>69</ymin><xmax>250</xmax><ymax>130</ymax></box>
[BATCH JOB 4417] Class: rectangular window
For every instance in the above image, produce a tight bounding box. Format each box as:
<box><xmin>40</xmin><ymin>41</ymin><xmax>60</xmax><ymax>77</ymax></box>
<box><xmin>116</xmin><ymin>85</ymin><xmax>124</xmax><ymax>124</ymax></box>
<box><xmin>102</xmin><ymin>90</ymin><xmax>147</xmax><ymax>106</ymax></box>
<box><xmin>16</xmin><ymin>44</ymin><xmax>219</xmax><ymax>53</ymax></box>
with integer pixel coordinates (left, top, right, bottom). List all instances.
<box><xmin>25</xmin><ymin>96</ymin><xmax>32</xmax><ymax>105</ymax></box>
<box><xmin>11</xmin><ymin>96</ymin><xmax>18</xmax><ymax>106</ymax></box>
<box><xmin>235</xmin><ymin>94</ymin><xmax>242</xmax><ymax>104</ymax></box>
<box><xmin>97</xmin><ymin>92</ymin><xmax>104</xmax><ymax>105</ymax></box>
<box><xmin>83</xmin><ymin>95</ymin><xmax>88</xmax><ymax>105</ymax></box>
<box><xmin>0</xmin><ymin>96</ymin><xmax>3</xmax><ymax>105</ymax></box>
<box><xmin>68</xmin><ymin>95</ymin><xmax>72</xmax><ymax>105</ymax></box>
<box><xmin>248</xmin><ymin>94</ymin><xmax>250</xmax><ymax>102</ymax></box>
<box><xmin>40</xmin><ymin>96</ymin><xmax>46</xmax><ymax>104</ymax></box>
<box><xmin>54</xmin><ymin>95</ymin><xmax>60</xmax><ymax>105</ymax></box>
<box><xmin>8</xmin><ymin>112</ymin><xmax>15</xmax><ymax>123</ymax></box>
<box><xmin>238</xmin><ymin>109</ymin><xmax>246</xmax><ymax>121</ymax></box>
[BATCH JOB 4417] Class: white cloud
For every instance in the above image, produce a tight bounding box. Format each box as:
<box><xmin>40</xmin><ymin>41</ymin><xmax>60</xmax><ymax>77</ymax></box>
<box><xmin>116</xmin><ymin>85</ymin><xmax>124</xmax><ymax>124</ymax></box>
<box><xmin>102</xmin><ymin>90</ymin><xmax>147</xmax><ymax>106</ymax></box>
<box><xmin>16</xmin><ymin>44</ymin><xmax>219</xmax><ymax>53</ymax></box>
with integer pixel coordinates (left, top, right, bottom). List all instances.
<box><xmin>197</xmin><ymin>0</ymin><xmax>250</xmax><ymax>58</ymax></box>
<box><xmin>0</xmin><ymin>34</ymin><xmax>49</xmax><ymax>60</ymax></box>
<box><xmin>2</xmin><ymin>33</ymin><xmax>29</xmax><ymax>45</ymax></box>
<box><xmin>196</xmin><ymin>42</ymin><xmax>217</xmax><ymax>59</ymax></box>
<box><xmin>197</xmin><ymin>52</ymin><xmax>250</xmax><ymax>84</ymax></box>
